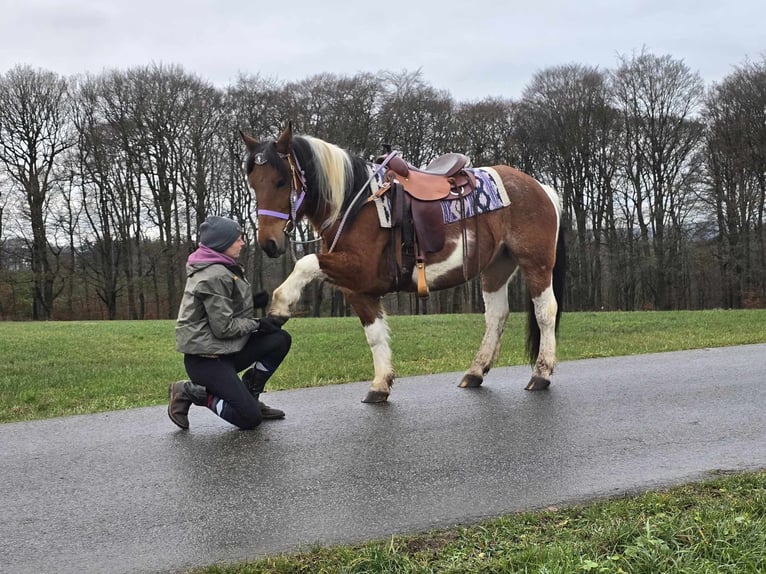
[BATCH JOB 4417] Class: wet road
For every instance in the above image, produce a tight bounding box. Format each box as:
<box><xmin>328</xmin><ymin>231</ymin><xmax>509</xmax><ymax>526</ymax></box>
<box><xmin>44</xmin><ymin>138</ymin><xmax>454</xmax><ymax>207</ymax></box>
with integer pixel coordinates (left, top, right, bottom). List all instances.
<box><xmin>2</xmin><ymin>344</ymin><xmax>765</xmax><ymax>574</ymax></box>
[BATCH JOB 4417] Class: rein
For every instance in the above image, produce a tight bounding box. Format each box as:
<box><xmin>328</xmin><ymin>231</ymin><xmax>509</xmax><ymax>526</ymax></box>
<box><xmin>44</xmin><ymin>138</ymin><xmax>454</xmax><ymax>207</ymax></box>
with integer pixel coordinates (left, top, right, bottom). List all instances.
<box><xmin>327</xmin><ymin>150</ymin><xmax>398</xmax><ymax>253</ymax></box>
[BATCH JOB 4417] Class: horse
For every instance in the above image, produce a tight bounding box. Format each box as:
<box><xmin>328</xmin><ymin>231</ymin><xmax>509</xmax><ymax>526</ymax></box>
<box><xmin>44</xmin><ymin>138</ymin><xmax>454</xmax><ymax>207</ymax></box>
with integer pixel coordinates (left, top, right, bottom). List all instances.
<box><xmin>241</xmin><ymin>124</ymin><xmax>566</xmax><ymax>403</ymax></box>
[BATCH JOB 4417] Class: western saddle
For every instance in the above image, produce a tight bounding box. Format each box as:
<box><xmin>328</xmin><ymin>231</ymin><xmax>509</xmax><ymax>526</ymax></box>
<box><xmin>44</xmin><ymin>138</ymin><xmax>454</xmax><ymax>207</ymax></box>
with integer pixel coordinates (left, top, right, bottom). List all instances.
<box><xmin>371</xmin><ymin>151</ymin><xmax>478</xmax><ymax>298</ymax></box>
<box><xmin>380</xmin><ymin>152</ymin><xmax>475</xmax><ymax>200</ymax></box>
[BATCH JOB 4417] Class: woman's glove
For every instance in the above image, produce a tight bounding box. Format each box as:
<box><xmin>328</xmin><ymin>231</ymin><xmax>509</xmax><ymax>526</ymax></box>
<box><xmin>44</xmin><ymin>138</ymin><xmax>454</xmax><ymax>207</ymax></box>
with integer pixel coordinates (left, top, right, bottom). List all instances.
<box><xmin>256</xmin><ymin>316</ymin><xmax>282</xmax><ymax>334</ymax></box>
<box><xmin>253</xmin><ymin>290</ymin><xmax>269</xmax><ymax>310</ymax></box>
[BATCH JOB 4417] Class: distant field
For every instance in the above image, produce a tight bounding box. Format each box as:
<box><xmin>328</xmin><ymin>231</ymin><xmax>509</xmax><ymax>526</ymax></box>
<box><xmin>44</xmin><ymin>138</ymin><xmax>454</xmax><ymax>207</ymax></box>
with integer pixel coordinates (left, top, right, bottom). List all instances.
<box><xmin>1</xmin><ymin>309</ymin><xmax>764</xmax><ymax>423</ymax></box>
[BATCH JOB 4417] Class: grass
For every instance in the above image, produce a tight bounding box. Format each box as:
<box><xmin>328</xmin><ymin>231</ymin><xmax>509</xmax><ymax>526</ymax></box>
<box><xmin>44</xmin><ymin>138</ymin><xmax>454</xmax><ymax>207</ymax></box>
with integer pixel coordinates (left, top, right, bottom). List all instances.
<box><xmin>190</xmin><ymin>470</ymin><xmax>766</xmax><ymax>573</ymax></box>
<box><xmin>1</xmin><ymin>309</ymin><xmax>765</xmax><ymax>423</ymax></box>
<box><xmin>2</xmin><ymin>309</ymin><xmax>765</xmax><ymax>572</ymax></box>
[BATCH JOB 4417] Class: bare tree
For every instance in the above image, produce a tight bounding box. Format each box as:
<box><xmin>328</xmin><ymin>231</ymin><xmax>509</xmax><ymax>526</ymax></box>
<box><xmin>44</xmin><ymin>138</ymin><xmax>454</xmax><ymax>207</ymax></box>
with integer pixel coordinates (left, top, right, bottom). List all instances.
<box><xmin>285</xmin><ymin>72</ymin><xmax>384</xmax><ymax>155</ymax></box>
<box><xmin>703</xmin><ymin>57</ymin><xmax>766</xmax><ymax>307</ymax></box>
<box><xmin>610</xmin><ymin>51</ymin><xmax>705</xmax><ymax>309</ymax></box>
<box><xmin>126</xmin><ymin>64</ymin><xmax>219</xmax><ymax>317</ymax></box>
<box><xmin>92</xmin><ymin>70</ymin><xmax>151</xmax><ymax>319</ymax></box>
<box><xmin>70</xmin><ymin>73</ymin><xmax>130</xmax><ymax>319</ymax></box>
<box><xmin>0</xmin><ymin>66</ymin><xmax>74</xmax><ymax>319</ymax></box>
<box><xmin>452</xmin><ymin>97</ymin><xmax>518</xmax><ymax>166</ymax></box>
<box><xmin>520</xmin><ymin>65</ymin><xmax>617</xmax><ymax>309</ymax></box>
<box><xmin>177</xmin><ymin>80</ymin><xmax>224</xmax><ymax>245</ymax></box>
<box><xmin>375</xmin><ymin>70</ymin><xmax>455</xmax><ymax>167</ymax></box>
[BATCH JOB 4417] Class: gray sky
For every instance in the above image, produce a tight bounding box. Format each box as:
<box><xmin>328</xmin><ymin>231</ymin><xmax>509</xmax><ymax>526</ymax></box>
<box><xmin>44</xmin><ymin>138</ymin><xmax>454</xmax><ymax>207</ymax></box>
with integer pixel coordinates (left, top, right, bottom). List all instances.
<box><xmin>2</xmin><ymin>0</ymin><xmax>764</xmax><ymax>101</ymax></box>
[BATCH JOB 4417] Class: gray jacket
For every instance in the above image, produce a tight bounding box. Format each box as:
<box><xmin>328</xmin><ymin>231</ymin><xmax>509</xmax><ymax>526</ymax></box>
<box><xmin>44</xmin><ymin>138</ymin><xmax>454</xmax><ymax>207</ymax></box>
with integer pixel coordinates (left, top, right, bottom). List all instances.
<box><xmin>175</xmin><ymin>262</ymin><xmax>259</xmax><ymax>355</ymax></box>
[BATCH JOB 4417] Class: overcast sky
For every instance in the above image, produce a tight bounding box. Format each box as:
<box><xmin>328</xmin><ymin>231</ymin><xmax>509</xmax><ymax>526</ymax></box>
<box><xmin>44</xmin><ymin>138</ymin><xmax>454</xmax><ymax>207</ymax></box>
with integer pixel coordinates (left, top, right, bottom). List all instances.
<box><xmin>2</xmin><ymin>0</ymin><xmax>764</xmax><ymax>102</ymax></box>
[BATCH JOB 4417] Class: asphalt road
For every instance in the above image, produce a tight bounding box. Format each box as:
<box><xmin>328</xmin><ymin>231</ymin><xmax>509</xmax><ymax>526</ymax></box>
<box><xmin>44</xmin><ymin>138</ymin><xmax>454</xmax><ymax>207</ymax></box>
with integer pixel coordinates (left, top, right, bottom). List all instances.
<box><xmin>2</xmin><ymin>344</ymin><xmax>765</xmax><ymax>574</ymax></box>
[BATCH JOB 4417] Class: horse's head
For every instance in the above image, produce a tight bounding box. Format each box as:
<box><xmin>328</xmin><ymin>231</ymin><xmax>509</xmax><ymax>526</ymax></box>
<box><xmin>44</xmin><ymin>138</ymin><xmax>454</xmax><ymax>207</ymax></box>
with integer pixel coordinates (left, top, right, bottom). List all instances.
<box><xmin>241</xmin><ymin>124</ymin><xmax>299</xmax><ymax>258</ymax></box>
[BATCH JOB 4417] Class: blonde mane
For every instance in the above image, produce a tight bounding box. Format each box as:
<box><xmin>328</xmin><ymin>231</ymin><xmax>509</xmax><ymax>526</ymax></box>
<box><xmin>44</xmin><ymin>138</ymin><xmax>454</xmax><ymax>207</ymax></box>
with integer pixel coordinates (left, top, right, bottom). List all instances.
<box><xmin>304</xmin><ymin>135</ymin><xmax>352</xmax><ymax>223</ymax></box>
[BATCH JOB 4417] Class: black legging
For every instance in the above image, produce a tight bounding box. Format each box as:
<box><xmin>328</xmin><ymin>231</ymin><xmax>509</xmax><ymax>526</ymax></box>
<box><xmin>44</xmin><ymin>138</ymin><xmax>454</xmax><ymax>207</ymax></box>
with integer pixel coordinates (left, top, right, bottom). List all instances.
<box><xmin>184</xmin><ymin>329</ymin><xmax>292</xmax><ymax>429</ymax></box>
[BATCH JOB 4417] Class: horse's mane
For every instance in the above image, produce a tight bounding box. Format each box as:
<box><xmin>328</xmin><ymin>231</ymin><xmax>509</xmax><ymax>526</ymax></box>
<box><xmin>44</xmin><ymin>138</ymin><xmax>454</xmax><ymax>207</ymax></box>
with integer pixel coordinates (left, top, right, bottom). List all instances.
<box><xmin>245</xmin><ymin>134</ymin><xmax>371</xmax><ymax>226</ymax></box>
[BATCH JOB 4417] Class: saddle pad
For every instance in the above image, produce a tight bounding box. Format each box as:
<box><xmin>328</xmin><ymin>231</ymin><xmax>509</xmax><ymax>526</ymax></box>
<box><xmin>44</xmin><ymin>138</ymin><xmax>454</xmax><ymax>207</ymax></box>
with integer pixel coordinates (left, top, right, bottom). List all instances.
<box><xmin>370</xmin><ymin>169</ymin><xmax>393</xmax><ymax>228</ymax></box>
<box><xmin>440</xmin><ymin>167</ymin><xmax>510</xmax><ymax>224</ymax></box>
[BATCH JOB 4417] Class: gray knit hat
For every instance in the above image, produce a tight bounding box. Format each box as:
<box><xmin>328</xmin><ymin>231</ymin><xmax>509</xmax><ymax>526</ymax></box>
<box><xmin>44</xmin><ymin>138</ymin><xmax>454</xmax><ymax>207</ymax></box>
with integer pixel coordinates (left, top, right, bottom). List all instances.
<box><xmin>199</xmin><ymin>216</ymin><xmax>241</xmax><ymax>252</ymax></box>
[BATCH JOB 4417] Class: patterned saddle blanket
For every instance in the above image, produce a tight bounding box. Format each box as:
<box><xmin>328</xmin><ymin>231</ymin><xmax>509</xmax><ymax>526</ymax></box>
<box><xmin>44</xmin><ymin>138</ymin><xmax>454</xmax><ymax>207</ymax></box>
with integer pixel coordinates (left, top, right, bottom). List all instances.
<box><xmin>372</xmin><ymin>166</ymin><xmax>509</xmax><ymax>229</ymax></box>
<box><xmin>440</xmin><ymin>167</ymin><xmax>509</xmax><ymax>224</ymax></box>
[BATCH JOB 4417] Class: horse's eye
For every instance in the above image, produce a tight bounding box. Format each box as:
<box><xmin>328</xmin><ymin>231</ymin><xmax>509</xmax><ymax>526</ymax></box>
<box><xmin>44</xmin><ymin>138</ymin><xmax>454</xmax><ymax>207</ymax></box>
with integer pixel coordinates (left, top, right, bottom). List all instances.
<box><xmin>276</xmin><ymin>179</ymin><xmax>287</xmax><ymax>188</ymax></box>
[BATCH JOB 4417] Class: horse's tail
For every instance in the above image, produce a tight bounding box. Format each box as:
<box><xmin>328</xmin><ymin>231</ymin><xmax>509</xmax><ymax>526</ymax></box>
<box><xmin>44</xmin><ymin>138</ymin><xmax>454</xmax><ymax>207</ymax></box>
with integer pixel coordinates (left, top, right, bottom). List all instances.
<box><xmin>525</xmin><ymin>222</ymin><xmax>567</xmax><ymax>365</ymax></box>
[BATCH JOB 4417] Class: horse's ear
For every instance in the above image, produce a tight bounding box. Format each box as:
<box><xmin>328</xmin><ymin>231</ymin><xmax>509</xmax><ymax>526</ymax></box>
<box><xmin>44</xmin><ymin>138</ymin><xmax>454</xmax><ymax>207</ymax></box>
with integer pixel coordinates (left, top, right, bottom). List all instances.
<box><xmin>240</xmin><ymin>130</ymin><xmax>260</xmax><ymax>152</ymax></box>
<box><xmin>275</xmin><ymin>121</ymin><xmax>293</xmax><ymax>154</ymax></box>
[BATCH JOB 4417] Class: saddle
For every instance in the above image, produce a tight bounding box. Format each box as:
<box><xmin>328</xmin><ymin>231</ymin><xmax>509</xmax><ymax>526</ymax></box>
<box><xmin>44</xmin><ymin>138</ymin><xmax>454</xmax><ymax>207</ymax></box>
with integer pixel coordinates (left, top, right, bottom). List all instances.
<box><xmin>372</xmin><ymin>151</ymin><xmax>478</xmax><ymax>298</ymax></box>
<box><xmin>380</xmin><ymin>152</ymin><xmax>476</xmax><ymax>201</ymax></box>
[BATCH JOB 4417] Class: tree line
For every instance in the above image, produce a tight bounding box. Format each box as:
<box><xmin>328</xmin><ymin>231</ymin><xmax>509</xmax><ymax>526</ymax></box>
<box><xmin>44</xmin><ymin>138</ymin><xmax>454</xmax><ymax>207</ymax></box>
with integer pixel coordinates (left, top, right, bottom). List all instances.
<box><xmin>0</xmin><ymin>50</ymin><xmax>764</xmax><ymax>321</ymax></box>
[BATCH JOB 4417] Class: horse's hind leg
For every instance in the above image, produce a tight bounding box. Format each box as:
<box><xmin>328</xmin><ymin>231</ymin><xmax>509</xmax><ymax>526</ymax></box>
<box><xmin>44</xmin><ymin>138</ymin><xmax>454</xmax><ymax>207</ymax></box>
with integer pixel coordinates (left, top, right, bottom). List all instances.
<box><xmin>525</xmin><ymin>281</ymin><xmax>558</xmax><ymax>391</ymax></box>
<box><xmin>459</xmin><ymin>259</ymin><xmax>517</xmax><ymax>388</ymax></box>
<box><xmin>346</xmin><ymin>293</ymin><xmax>395</xmax><ymax>404</ymax></box>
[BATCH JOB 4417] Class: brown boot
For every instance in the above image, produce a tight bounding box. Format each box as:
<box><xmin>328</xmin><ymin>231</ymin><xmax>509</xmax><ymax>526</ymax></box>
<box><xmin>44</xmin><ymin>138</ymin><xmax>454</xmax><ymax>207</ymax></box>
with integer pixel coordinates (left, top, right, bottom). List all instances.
<box><xmin>242</xmin><ymin>369</ymin><xmax>285</xmax><ymax>420</ymax></box>
<box><xmin>168</xmin><ymin>381</ymin><xmax>191</xmax><ymax>429</ymax></box>
<box><xmin>167</xmin><ymin>380</ymin><xmax>209</xmax><ymax>429</ymax></box>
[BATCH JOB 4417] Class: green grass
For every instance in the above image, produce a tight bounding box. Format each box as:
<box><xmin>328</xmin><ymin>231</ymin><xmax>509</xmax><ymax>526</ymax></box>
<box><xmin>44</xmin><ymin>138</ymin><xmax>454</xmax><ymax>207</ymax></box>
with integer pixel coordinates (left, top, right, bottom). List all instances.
<box><xmin>1</xmin><ymin>309</ymin><xmax>765</xmax><ymax>423</ymax></box>
<box><xmin>190</xmin><ymin>470</ymin><xmax>766</xmax><ymax>574</ymax></box>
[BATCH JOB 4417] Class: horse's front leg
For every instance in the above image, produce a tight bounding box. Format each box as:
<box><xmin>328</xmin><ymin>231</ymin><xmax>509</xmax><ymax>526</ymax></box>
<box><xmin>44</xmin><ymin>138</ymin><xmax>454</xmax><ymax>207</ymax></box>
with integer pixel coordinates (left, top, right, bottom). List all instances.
<box><xmin>459</xmin><ymin>269</ymin><xmax>515</xmax><ymax>388</ymax></box>
<box><xmin>346</xmin><ymin>292</ymin><xmax>394</xmax><ymax>404</ymax></box>
<box><xmin>269</xmin><ymin>254</ymin><xmax>326</xmax><ymax>320</ymax></box>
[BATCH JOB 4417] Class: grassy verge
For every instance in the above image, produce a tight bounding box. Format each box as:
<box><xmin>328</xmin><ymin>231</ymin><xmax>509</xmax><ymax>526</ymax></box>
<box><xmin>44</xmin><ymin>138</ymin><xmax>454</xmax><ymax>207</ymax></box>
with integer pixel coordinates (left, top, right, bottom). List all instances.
<box><xmin>191</xmin><ymin>470</ymin><xmax>766</xmax><ymax>573</ymax></box>
<box><xmin>1</xmin><ymin>309</ymin><xmax>765</xmax><ymax>423</ymax></box>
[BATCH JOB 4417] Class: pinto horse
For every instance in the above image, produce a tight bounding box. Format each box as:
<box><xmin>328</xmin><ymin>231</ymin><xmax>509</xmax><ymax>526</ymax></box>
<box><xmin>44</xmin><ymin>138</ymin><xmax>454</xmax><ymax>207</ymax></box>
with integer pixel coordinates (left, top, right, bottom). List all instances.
<box><xmin>241</xmin><ymin>124</ymin><xmax>566</xmax><ymax>403</ymax></box>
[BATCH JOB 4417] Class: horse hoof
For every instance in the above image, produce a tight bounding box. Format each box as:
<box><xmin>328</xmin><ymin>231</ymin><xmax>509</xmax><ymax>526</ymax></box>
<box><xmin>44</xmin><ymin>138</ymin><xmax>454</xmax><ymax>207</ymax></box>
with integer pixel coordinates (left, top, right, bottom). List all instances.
<box><xmin>362</xmin><ymin>391</ymin><xmax>389</xmax><ymax>403</ymax></box>
<box><xmin>459</xmin><ymin>374</ymin><xmax>483</xmax><ymax>388</ymax></box>
<box><xmin>525</xmin><ymin>376</ymin><xmax>551</xmax><ymax>391</ymax></box>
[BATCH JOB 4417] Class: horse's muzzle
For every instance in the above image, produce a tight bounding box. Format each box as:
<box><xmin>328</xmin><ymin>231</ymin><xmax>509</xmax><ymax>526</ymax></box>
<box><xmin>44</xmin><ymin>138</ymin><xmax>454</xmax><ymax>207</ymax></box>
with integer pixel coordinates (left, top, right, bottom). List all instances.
<box><xmin>262</xmin><ymin>238</ymin><xmax>284</xmax><ymax>258</ymax></box>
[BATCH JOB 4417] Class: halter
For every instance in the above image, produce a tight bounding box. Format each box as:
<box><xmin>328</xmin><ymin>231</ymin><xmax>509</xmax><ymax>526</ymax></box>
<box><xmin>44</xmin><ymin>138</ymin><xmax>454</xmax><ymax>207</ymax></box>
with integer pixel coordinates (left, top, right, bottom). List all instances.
<box><xmin>253</xmin><ymin>150</ymin><xmax>306</xmax><ymax>231</ymax></box>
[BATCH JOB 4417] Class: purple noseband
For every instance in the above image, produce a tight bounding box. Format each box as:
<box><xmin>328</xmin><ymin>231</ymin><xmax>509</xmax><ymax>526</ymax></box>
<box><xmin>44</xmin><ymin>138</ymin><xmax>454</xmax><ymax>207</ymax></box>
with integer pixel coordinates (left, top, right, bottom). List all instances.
<box><xmin>258</xmin><ymin>191</ymin><xmax>304</xmax><ymax>221</ymax></box>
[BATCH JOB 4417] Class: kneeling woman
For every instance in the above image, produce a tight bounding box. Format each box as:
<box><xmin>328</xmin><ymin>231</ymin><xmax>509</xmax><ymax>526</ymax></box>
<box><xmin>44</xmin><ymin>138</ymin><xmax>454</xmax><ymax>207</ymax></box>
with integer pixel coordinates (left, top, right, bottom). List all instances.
<box><xmin>169</xmin><ymin>216</ymin><xmax>290</xmax><ymax>430</ymax></box>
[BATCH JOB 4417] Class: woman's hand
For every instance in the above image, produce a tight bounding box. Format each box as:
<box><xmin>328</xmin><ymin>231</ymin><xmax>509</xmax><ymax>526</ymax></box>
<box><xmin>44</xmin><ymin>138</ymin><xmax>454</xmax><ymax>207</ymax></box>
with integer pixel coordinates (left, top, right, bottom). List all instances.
<box><xmin>253</xmin><ymin>290</ymin><xmax>269</xmax><ymax>310</ymax></box>
<box><xmin>256</xmin><ymin>316</ymin><xmax>282</xmax><ymax>334</ymax></box>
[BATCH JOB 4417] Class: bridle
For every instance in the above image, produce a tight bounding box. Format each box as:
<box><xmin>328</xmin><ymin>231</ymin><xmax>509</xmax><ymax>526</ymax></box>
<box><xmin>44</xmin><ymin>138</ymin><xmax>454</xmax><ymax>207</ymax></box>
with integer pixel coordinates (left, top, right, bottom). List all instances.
<box><xmin>252</xmin><ymin>149</ymin><xmax>307</xmax><ymax>238</ymax></box>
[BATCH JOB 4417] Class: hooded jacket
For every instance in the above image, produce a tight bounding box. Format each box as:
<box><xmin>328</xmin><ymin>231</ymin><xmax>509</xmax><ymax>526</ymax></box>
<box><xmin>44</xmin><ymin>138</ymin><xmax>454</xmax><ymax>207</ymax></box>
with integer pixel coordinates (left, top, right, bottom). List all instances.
<box><xmin>175</xmin><ymin>260</ymin><xmax>259</xmax><ymax>356</ymax></box>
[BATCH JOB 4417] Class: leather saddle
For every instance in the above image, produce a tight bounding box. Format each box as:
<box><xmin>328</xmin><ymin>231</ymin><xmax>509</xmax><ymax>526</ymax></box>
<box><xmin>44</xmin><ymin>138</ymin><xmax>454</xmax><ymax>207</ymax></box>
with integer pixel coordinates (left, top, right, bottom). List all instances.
<box><xmin>371</xmin><ymin>151</ymin><xmax>479</xmax><ymax>298</ymax></box>
<box><xmin>377</xmin><ymin>152</ymin><xmax>476</xmax><ymax>201</ymax></box>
